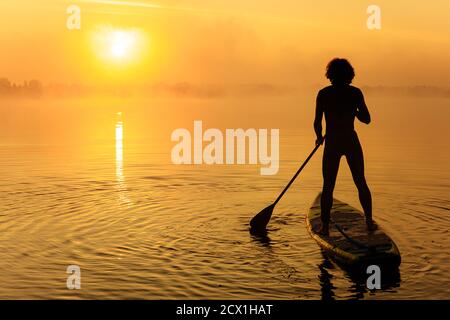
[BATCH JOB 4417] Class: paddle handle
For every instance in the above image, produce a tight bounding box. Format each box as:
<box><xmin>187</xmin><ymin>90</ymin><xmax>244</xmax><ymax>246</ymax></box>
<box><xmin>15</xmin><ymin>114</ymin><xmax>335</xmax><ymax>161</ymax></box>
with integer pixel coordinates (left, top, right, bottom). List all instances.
<box><xmin>273</xmin><ymin>141</ymin><xmax>323</xmax><ymax>206</ymax></box>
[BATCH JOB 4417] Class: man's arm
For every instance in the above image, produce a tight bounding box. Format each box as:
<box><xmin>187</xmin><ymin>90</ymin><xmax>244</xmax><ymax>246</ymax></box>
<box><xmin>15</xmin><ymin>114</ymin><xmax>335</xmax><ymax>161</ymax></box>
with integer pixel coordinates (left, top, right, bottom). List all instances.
<box><xmin>356</xmin><ymin>89</ymin><xmax>371</xmax><ymax>124</ymax></box>
<box><xmin>314</xmin><ymin>91</ymin><xmax>324</xmax><ymax>145</ymax></box>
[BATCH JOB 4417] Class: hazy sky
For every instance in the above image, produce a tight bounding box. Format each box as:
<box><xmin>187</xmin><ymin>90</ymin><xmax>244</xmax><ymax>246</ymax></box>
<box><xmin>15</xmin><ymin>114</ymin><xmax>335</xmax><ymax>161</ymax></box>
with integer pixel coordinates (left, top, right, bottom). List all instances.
<box><xmin>0</xmin><ymin>0</ymin><xmax>449</xmax><ymax>86</ymax></box>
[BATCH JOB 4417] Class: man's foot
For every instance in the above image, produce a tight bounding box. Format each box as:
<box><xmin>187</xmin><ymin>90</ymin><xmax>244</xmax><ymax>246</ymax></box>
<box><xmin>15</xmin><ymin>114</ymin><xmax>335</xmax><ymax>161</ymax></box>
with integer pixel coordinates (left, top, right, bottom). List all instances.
<box><xmin>316</xmin><ymin>223</ymin><xmax>329</xmax><ymax>236</ymax></box>
<box><xmin>366</xmin><ymin>220</ymin><xmax>378</xmax><ymax>232</ymax></box>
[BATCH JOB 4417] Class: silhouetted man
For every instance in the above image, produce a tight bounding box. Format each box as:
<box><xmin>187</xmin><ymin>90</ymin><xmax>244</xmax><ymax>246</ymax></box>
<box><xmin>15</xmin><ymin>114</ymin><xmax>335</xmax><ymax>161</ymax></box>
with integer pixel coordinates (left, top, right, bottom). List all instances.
<box><xmin>314</xmin><ymin>58</ymin><xmax>377</xmax><ymax>236</ymax></box>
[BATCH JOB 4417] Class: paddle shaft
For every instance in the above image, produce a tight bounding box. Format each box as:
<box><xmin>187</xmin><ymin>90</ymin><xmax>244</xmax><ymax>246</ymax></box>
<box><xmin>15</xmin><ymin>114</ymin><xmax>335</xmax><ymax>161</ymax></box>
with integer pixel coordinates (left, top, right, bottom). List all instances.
<box><xmin>273</xmin><ymin>142</ymin><xmax>322</xmax><ymax>206</ymax></box>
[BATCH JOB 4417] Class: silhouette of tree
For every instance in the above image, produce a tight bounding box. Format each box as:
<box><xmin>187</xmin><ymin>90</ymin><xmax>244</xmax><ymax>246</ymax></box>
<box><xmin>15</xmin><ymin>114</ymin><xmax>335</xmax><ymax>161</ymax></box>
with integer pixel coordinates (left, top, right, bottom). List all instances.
<box><xmin>0</xmin><ymin>78</ymin><xmax>43</xmax><ymax>97</ymax></box>
<box><xmin>0</xmin><ymin>78</ymin><xmax>11</xmax><ymax>95</ymax></box>
<box><xmin>27</xmin><ymin>79</ymin><xmax>43</xmax><ymax>97</ymax></box>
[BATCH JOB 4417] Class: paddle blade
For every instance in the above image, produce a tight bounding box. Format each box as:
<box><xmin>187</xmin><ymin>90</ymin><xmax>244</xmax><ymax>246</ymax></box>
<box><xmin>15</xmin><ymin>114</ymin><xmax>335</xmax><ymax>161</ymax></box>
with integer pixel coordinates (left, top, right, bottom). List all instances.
<box><xmin>249</xmin><ymin>204</ymin><xmax>275</xmax><ymax>232</ymax></box>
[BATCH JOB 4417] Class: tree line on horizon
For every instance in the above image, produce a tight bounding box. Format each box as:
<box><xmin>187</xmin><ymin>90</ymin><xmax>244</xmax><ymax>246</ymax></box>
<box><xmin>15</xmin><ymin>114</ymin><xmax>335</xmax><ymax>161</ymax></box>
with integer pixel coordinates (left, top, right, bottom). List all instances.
<box><xmin>0</xmin><ymin>78</ymin><xmax>43</xmax><ymax>98</ymax></box>
<box><xmin>0</xmin><ymin>77</ymin><xmax>449</xmax><ymax>99</ymax></box>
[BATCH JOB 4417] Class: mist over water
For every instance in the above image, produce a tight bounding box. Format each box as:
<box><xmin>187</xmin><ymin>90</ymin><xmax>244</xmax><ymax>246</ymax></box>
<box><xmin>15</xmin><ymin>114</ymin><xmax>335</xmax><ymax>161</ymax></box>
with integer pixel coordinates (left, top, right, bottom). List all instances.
<box><xmin>0</xmin><ymin>94</ymin><xmax>448</xmax><ymax>299</ymax></box>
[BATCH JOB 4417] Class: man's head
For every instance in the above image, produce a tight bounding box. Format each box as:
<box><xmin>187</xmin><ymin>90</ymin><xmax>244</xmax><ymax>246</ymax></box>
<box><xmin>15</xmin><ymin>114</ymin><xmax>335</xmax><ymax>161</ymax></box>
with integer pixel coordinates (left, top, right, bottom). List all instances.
<box><xmin>326</xmin><ymin>58</ymin><xmax>355</xmax><ymax>85</ymax></box>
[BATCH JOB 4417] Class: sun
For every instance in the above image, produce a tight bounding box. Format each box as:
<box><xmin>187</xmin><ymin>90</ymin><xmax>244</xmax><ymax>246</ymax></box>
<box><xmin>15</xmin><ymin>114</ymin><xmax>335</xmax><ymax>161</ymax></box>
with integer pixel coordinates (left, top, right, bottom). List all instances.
<box><xmin>109</xmin><ymin>31</ymin><xmax>136</xmax><ymax>59</ymax></box>
<box><xmin>92</xmin><ymin>26</ymin><xmax>148</xmax><ymax>65</ymax></box>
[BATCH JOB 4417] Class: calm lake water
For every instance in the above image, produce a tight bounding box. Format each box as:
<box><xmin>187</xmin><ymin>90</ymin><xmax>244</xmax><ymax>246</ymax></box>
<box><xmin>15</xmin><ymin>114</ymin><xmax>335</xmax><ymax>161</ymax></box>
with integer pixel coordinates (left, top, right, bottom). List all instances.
<box><xmin>0</xmin><ymin>94</ymin><xmax>449</xmax><ymax>299</ymax></box>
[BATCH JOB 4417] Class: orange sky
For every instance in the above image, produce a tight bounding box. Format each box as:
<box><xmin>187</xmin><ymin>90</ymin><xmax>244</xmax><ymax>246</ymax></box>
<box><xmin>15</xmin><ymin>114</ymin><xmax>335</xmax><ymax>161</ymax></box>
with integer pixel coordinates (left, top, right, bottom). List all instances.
<box><xmin>0</xmin><ymin>0</ymin><xmax>449</xmax><ymax>86</ymax></box>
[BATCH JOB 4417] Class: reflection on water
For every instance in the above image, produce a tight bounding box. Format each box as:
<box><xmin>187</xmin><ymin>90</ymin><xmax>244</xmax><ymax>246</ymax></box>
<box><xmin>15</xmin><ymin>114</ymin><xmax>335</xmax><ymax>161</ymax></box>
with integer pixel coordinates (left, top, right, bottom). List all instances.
<box><xmin>317</xmin><ymin>253</ymin><xmax>401</xmax><ymax>300</ymax></box>
<box><xmin>251</xmin><ymin>229</ymin><xmax>401</xmax><ymax>300</ymax></box>
<box><xmin>318</xmin><ymin>256</ymin><xmax>336</xmax><ymax>300</ymax></box>
<box><xmin>115</xmin><ymin>112</ymin><xmax>131</xmax><ymax>207</ymax></box>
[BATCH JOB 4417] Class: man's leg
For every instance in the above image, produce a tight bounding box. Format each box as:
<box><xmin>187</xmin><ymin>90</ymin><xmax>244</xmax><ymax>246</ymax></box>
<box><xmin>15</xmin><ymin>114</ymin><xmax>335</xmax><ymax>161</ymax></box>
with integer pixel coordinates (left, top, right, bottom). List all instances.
<box><xmin>319</xmin><ymin>146</ymin><xmax>340</xmax><ymax>235</ymax></box>
<box><xmin>346</xmin><ymin>137</ymin><xmax>377</xmax><ymax>230</ymax></box>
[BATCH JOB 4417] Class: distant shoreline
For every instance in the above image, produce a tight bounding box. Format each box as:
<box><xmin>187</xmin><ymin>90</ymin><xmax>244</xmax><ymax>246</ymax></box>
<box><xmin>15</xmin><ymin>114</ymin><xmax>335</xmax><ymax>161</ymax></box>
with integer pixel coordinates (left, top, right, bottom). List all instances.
<box><xmin>1</xmin><ymin>78</ymin><xmax>449</xmax><ymax>99</ymax></box>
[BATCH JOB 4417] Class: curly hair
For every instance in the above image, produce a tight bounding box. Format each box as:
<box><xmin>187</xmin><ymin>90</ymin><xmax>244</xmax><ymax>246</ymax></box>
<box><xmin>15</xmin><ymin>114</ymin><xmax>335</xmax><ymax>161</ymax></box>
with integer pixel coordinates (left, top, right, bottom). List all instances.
<box><xmin>325</xmin><ymin>58</ymin><xmax>355</xmax><ymax>85</ymax></box>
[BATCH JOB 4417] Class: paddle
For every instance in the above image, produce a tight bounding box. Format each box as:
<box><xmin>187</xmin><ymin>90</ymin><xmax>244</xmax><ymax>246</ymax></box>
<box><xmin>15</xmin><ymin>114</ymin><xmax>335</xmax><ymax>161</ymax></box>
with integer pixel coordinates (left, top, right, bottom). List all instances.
<box><xmin>250</xmin><ymin>140</ymin><xmax>323</xmax><ymax>232</ymax></box>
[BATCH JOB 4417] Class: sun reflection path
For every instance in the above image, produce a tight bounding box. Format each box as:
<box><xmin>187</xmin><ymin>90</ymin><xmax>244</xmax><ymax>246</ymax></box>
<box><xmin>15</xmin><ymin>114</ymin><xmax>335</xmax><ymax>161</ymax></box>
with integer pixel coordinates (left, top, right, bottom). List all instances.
<box><xmin>115</xmin><ymin>112</ymin><xmax>131</xmax><ymax>206</ymax></box>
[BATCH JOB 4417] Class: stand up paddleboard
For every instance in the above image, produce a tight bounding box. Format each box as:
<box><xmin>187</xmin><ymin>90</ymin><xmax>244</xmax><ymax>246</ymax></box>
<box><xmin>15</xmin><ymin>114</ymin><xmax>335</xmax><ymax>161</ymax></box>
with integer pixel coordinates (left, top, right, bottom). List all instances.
<box><xmin>307</xmin><ymin>193</ymin><xmax>401</xmax><ymax>268</ymax></box>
